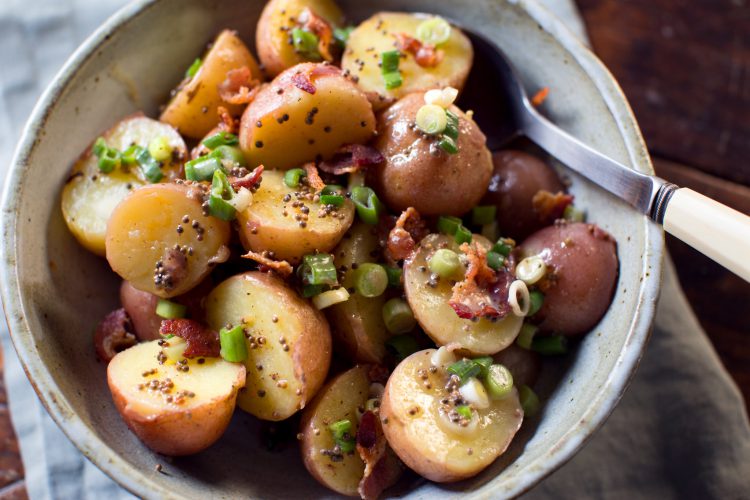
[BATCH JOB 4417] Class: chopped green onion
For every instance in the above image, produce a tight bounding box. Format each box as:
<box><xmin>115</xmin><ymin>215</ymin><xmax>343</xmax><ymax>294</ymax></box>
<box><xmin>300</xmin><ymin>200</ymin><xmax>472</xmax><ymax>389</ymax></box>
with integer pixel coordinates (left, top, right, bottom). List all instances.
<box><xmin>531</xmin><ymin>335</ymin><xmax>568</xmax><ymax>355</ymax></box>
<box><xmin>302</xmin><ymin>284</ymin><xmax>326</xmax><ymax>298</ymax></box>
<box><xmin>415</xmin><ymin>17</ymin><xmax>452</xmax><ymax>46</ymax></box>
<box><xmin>437</xmin><ymin>215</ymin><xmax>462</xmax><ymax>235</ymax></box>
<box><xmin>382</xmin><ymin>298</ymin><xmax>416</xmax><ymax>334</ymax></box>
<box><xmin>428</xmin><ymin>248</ymin><xmax>462</xmax><ymax>280</ymax></box>
<box><xmin>185</xmin><ymin>156</ymin><xmax>224</xmax><ymax>182</ymax></box>
<box><xmin>97</xmin><ymin>147</ymin><xmax>121</xmax><ymax>173</ymax></box>
<box><xmin>320</xmin><ymin>194</ymin><xmax>344</xmax><ymax>206</ymax></box>
<box><xmin>211</xmin><ymin>145</ymin><xmax>247</xmax><ymax>167</ymax></box>
<box><xmin>219</xmin><ymin>325</ymin><xmax>248</xmax><ymax>363</ymax></box>
<box><xmin>354</xmin><ymin>263</ymin><xmax>388</xmax><ymax>298</ymax></box>
<box><xmin>284</xmin><ymin>168</ymin><xmax>307</xmax><ymax>188</ymax></box>
<box><xmin>563</xmin><ymin>204</ymin><xmax>585</xmax><ymax>222</ymax></box>
<box><xmin>202</xmin><ymin>131</ymin><xmax>239</xmax><ymax>149</ymax></box>
<box><xmin>321</xmin><ymin>184</ymin><xmax>344</xmax><ymax>195</ymax></box>
<box><xmin>528</xmin><ymin>290</ymin><xmax>545</xmax><ymax>316</ymax></box>
<box><xmin>487</xmin><ymin>251</ymin><xmax>505</xmax><ymax>271</ymax></box>
<box><xmin>329</xmin><ymin>419</ymin><xmax>356</xmax><ymax>453</ymax></box>
<box><xmin>185</xmin><ymin>57</ymin><xmax>202</xmax><ymax>78</ymax></box>
<box><xmin>519</xmin><ymin>385</ymin><xmax>540</xmax><ymax>417</ymax></box>
<box><xmin>447</xmin><ymin>359</ymin><xmax>481</xmax><ymax>384</ymax></box>
<box><xmin>155</xmin><ymin>299</ymin><xmax>187</xmax><ymax>319</ymax></box>
<box><xmin>515</xmin><ymin>323</ymin><xmax>537</xmax><ymax>350</ymax></box>
<box><xmin>312</xmin><ymin>288</ymin><xmax>350</xmax><ymax>309</ymax></box>
<box><xmin>443</xmin><ymin>111</ymin><xmax>460</xmax><ymax>140</ymax></box>
<box><xmin>301</xmin><ymin>253</ymin><xmax>338</xmax><ymax>286</ymax></box>
<box><xmin>484</xmin><ymin>364</ymin><xmax>514</xmax><ymax>399</ymax></box>
<box><xmin>136</xmin><ymin>147</ymin><xmax>163</xmax><ymax>183</ymax></box>
<box><xmin>383</xmin><ymin>71</ymin><xmax>403</xmax><ymax>90</ymax></box>
<box><xmin>148</xmin><ymin>136</ymin><xmax>173</xmax><ymax>163</ymax></box>
<box><xmin>437</xmin><ymin>135</ymin><xmax>458</xmax><ymax>154</ymax></box>
<box><xmin>454</xmin><ymin>224</ymin><xmax>472</xmax><ymax>245</ymax></box>
<box><xmin>92</xmin><ymin>137</ymin><xmax>107</xmax><ymax>157</ymax></box>
<box><xmin>350</xmin><ymin>186</ymin><xmax>384</xmax><ymax>225</ymax></box>
<box><xmin>471</xmin><ymin>205</ymin><xmax>496</xmax><ymax>226</ymax></box>
<box><xmin>381</xmin><ymin>50</ymin><xmax>402</xmax><ymax>90</ymax></box>
<box><xmin>333</xmin><ymin>26</ymin><xmax>355</xmax><ymax>47</ymax></box>
<box><xmin>385</xmin><ymin>334</ymin><xmax>420</xmax><ymax>362</ymax></box>
<box><xmin>492</xmin><ymin>239</ymin><xmax>513</xmax><ymax>257</ymax></box>
<box><xmin>455</xmin><ymin>405</ymin><xmax>473</xmax><ymax>420</ymax></box>
<box><xmin>473</xmin><ymin>356</ymin><xmax>493</xmax><ymax>378</ymax></box>
<box><xmin>416</xmin><ymin>104</ymin><xmax>448</xmax><ymax>135</ymax></box>
<box><xmin>208</xmin><ymin>170</ymin><xmax>238</xmax><ymax>221</ymax></box>
<box><xmin>385</xmin><ymin>266</ymin><xmax>402</xmax><ymax>287</ymax></box>
<box><xmin>481</xmin><ymin>220</ymin><xmax>499</xmax><ymax>241</ymax></box>
<box><xmin>291</xmin><ymin>28</ymin><xmax>321</xmax><ymax>59</ymax></box>
<box><xmin>121</xmin><ymin>145</ymin><xmax>143</xmax><ymax>165</ymax></box>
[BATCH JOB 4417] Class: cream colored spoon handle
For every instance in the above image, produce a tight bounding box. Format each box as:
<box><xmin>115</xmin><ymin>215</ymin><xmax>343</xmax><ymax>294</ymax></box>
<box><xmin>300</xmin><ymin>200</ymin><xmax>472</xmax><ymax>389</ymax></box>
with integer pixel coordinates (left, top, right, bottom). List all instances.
<box><xmin>663</xmin><ymin>188</ymin><xmax>750</xmax><ymax>282</ymax></box>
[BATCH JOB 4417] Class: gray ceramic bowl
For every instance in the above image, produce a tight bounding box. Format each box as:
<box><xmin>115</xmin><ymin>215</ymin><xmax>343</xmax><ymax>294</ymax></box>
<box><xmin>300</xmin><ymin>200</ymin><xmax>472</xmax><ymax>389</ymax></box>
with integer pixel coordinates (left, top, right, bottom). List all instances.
<box><xmin>0</xmin><ymin>0</ymin><xmax>662</xmax><ymax>498</ymax></box>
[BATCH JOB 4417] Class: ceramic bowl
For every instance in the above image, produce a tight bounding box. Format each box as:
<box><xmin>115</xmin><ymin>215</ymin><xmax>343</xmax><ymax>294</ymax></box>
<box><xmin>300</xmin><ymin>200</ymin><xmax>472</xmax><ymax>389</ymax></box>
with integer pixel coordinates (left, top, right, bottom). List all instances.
<box><xmin>0</xmin><ymin>0</ymin><xmax>662</xmax><ymax>498</ymax></box>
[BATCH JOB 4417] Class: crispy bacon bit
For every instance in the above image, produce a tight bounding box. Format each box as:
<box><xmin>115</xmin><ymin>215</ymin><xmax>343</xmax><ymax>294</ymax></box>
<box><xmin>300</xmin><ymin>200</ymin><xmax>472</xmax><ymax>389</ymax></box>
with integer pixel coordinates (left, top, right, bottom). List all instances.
<box><xmin>241</xmin><ymin>249</ymin><xmax>294</xmax><ymax>277</ymax></box>
<box><xmin>394</xmin><ymin>33</ymin><xmax>443</xmax><ymax>67</ymax></box>
<box><xmin>292</xmin><ymin>64</ymin><xmax>341</xmax><ymax>94</ymax></box>
<box><xmin>230</xmin><ymin>164</ymin><xmax>264</xmax><ymax>191</ymax></box>
<box><xmin>299</xmin><ymin>8</ymin><xmax>335</xmax><ymax>62</ymax></box>
<box><xmin>449</xmin><ymin>242</ymin><xmax>513</xmax><ymax>320</ymax></box>
<box><xmin>386</xmin><ymin>208</ymin><xmax>428</xmax><ymax>262</ymax></box>
<box><xmin>217</xmin><ymin>106</ymin><xmax>239</xmax><ymax>133</ymax></box>
<box><xmin>159</xmin><ymin>319</ymin><xmax>220</xmax><ymax>358</ymax></box>
<box><xmin>302</xmin><ymin>162</ymin><xmax>326</xmax><ymax>191</ymax></box>
<box><xmin>218</xmin><ymin>67</ymin><xmax>261</xmax><ymax>105</ymax></box>
<box><xmin>94</xmin><ymin>308</ymin><xmax>137</xmax><ymax>362</ymax></box>
<box><xmin>318</xmin><ymin>144</ymin><xmax>384</xmax><ymax>175</ymax></box>
<box><xmin>356</xmin><ymin>411</ymin><xmax>403</xmax><ymax>500</ymax></box>
<box><xmin>531</xmin><ymin>86</ymin><xmax>550</xmax><ymax>107</ymax></box>
<box><xmin>532</xmin><ymin>190</ymin><xmax>573</xmax><ymax>223</ymax></box>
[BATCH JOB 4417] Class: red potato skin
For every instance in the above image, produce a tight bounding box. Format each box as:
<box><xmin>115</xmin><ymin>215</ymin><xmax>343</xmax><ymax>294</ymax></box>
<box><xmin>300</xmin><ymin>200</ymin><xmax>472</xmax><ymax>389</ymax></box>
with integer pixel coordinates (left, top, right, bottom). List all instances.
<box><xmin>492</xmin><ymin>345</ymin><xmax>541</xmax><ymax>388</ymax></box>
<box><xmin>482</xmin><ymin>150</ymin><xmax>565</xmax><ymax>240</ymax></box>
<box><xmin>520</xmin><ymin>221</ymin><xmax>618</xmax><ymax>336</ymax></box>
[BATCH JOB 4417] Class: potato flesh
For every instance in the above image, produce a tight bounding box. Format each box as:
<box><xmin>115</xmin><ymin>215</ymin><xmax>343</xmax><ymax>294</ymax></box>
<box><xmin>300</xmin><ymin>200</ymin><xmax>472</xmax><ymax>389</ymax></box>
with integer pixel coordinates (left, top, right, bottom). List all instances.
<box><xmin>239</xmin><ymin>63</ymin><xmax>376</xmax><ymax>170</ymax></box>
<box><xmin>61</xmin><ymin>115</ymin><xmax>186</xmax><ymax>256</ymax></box>
<box><xmin>326</xmin><ymin>223</ymin><xmax>390</xmax><ymax>363</ymax></box>
<box><xmin>160</xmin><ymin>30</ymin><xmax>262</xmax><ymax>139</ymax></box>
<box><xmin>205</xmin><ymin>272</ymin><xmax>332</xmax><ymax>421</ymax></box>
<box><xmin>105</xmin><ymin>183</ymin><xmax>230</xmax><ymax>298</ymax></box>
<box><xmin>237</xmin><ymin>169</ymin><xmax>354</xmax><ymax>264</ymax></box>
<box><xmin>301</xmin><ymin>366</ymin><xmax>369</xmax><ymax>496</ymax></box>
<box><xmin>342</xmin><ymin>12</ymin><xmax>473</xmax><ymax>106</ymax></box>
<box><xmin>256</xmin><ymin>0</ymin><xmax>345</xmax><ymax>77</ymax></box>
<box><xmin>381</xmin><ymin>349</ymin><xmax>523</xmax><ymax>482</ymax></box>
<box><xmin>404</xmin><ymin>234</ymin><xmax>523</xmax><ymax>355</ymax></box>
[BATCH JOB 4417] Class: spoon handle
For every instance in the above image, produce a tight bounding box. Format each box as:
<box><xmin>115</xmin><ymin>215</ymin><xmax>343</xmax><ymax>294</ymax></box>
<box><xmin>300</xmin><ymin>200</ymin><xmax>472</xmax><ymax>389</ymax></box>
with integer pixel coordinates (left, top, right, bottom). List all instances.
<box><xmin>662</xmin><ymin>188</ymin><xmax>750</xmax><ymax>282</ymax></box>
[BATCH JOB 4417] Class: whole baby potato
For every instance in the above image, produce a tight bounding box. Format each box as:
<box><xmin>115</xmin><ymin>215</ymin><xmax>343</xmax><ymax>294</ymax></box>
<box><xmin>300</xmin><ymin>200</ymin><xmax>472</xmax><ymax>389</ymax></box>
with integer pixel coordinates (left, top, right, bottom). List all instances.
<box><xmin>482</xmin><ymin>150</ymin><xmax>566</xmax><ymax>240</ymax></box>
<box><xmin>520</xmin><ymin>221</ymin><xmax>619</xmax><ymax>336</ymax></box>
<box><xmin>370</xmin><ymin>92</ymin><xmax>492</xmax><ymax>216</ymax></box>
<box><xmin>239</xmin><ymin>63</ymin><xmax>376</xmax><ymax>170</ymax></box>
<box><xmin>493</xmin><ymin>344</ymin><xmax>541</xmax><ymax>389</ymax></box>
<box><xmin>256</xmin><ymin>0</ymin><xmax>345</xmax><ymax>77</ymax></box>
<box><xmin>119</xmin><ymin>281</ymin><xmax>162</xmax><ymax>341</ymax></box>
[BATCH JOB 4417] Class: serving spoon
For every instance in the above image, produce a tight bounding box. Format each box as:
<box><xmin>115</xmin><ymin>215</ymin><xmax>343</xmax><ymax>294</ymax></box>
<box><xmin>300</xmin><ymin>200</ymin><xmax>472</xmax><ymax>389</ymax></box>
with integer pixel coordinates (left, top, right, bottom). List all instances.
<box><xmin>458</xmin><ymin>30</ymin><xmax>750</xmax><ymax>283</ymax></box>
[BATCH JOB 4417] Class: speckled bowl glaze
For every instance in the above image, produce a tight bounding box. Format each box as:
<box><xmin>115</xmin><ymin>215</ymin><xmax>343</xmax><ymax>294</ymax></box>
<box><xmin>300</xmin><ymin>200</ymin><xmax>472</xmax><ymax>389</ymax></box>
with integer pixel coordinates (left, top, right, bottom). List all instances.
<box><xmin>0</xmin><ymin>0</ymin><xmax>662</xmax><ymax>498</ymax></box>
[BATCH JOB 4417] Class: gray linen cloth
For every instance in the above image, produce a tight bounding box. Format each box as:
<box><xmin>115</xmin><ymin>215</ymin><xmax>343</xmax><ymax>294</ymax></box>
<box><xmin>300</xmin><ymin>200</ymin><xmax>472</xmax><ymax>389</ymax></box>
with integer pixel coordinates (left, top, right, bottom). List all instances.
<box><xmin>1</xmin><ymin>1</ymin><xmax>748</xmax><ymax>499</ymax></box>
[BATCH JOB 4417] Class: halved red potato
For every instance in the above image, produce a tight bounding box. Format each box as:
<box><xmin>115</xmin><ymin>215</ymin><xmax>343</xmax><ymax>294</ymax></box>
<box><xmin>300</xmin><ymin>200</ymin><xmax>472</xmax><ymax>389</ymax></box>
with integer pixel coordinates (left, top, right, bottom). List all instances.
<box><xmin>107</xmin><ymin>338</ymin><xmax>245</xmax><ymax>456</ymax></box>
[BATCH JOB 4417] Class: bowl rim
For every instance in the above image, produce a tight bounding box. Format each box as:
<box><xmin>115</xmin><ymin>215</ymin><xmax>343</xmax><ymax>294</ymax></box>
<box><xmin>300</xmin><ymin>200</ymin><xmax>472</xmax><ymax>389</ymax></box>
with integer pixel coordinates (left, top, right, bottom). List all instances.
<box><xmin>0</xmin><ymin>0</ymin><xmax>663</xmax><ymax>498</ymax></box>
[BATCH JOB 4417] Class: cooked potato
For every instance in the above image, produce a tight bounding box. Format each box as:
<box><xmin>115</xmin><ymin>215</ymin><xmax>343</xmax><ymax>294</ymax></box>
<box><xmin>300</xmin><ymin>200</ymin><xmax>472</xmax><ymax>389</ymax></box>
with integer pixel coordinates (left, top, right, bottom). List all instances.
<box><xmin>520</xmin><ymin>221</ymin><xmax>618</xmax><ymax>336</ymax></box>
<box><xmin>380</xmin><ymin>349</ymin><xmax>523</xmax><ymax>482</ymax></box>
<box><xmin>236</xmin><ymin>169</ymin><xmax>355</xmax><ymax>264</ymax></box>
<box><xmin>160</xmin><ymin>30</ymin><xmax>262</xmax><ymax>139</ymax></box>
<box><xmin>205</xmin><ymin>272</ymin><xmax>332</xmax><ymax>420</ymax></box>
<box><xmin>481</xmin><ymin>150</ymin><xmax>566</xmax><ymax>240</ymax></box>
<box><xmin>300</xmin><ymin>366</ymin><xmax>369</xmax><ymax>496</ymax></box>
<box><xmin>342</xmin><ymin>12</ymin><xmax>473</xmax><ymax>107</ymax></box>
<box><xmin>370</xmin><ymin>93</ymin><xmax>492</xmax><ymax>216</ymax></box>
<box><xmin>326</xmin><ymin>223</ymin><xmax>390</xmax><ymax>363</ymax></box>
<box><xmin>403</xmin><ymin>234</ymin><xmax>523</xmax><ymax>355</ymax></box>
<box><xmin>61</xmin><ymin>114</ymin><xmax>186</xmax><ymax>256</ymax></box>
<box><xmin>107</xmin><ymin>339</ymin><xmax>245</xmax><ymax>456</ymax></box>
<box><xmin>493</xmin><ymin>344</ymin><xmax>541</xmax><ymax>388</ymax></box>
<box><xmin>239</xmin><ymin>63</ymin><xmax>376</xmax><ymax>170</ymax></box>
<box><xmin>105</xmin><ymin>183</ymin><xmax>231</xmax><ymax>298</ymax></box>
<box><xmin>120</xmin><ymin>281</ymin><xmax>162</xmax><ymax>341</ymax></box>
<box><xmin>256</xmin><ymin>0</ymin><xmax>345</xmax><ymax>77</ymax></box>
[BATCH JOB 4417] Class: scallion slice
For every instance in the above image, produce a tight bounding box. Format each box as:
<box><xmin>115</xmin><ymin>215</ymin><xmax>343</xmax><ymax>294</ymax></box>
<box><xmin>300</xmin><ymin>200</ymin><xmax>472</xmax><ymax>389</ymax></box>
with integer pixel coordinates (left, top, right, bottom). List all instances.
<box><xmin>484</xmin><ymin>364</ymin><xmax>514</xmax><ymax>399</ymax></box>
<box><xmin>382</xmin><ymin>298</ymin><xmax>416</xmax><ymax>334</ymax></box>
<box><xmin>211</xmin><ymin>145</ymin><xmax>247</xmax><ymax>167</ymax></box>
<box><xmin>202</xmin><ymin>131</ymin><xmax>239</xmax><ymax>149</ymax></box>
<box><xmin>385</xmin><ymin>334</ymin><xmax>420</xmax><ymax>362</ymax></box>
<box><xmin>148</xmin><ymin>136</ymin><xmax>173</xmax><ymax>163</ymax></box>
<box><xmin>528</xmin><ymin>290</ymin><xmax>544</xmax><ymax>316</ymax></box>
<box><xmin>301</xmin><ymin>253</ymin><xmax>338</xmax><ymax>286</ymax></box>
<box><xmin>385</xmin><ymin>266</ymin><xmax>402</xmax><ymax>287</ymax></box>
<box><xmin>381</xmin><ymin>50</ymin><xmax>402</xmax><ymax>90</ymax></box>
<box><xmin>487</xmin><ymin>251</ymin><xmax>505</xmax><ymax>271</ymax></box>
<box><xmin>563</xmin><ymin>204</ymin><xmax>586</xmax><ymax>222</ymax></box>
<box><xmin>447</xmin><ymin>359</ymin><xmax>481</xmax><ymax>384</ymax></box>
<box><xmin>350</xmin><ymin>186</ymin><xmax>384</xmax><ymax>225</ymax></box>
<box><xmin>454</xmin><ymin>224</ymin><xmax>472</xmax><ymax>245</ymax></box>
<box><xmin>291</xmin><ymin>28</ymin><xmax>321</xmax><ymax>59</ymax></box>
<box><xmin>455</xmin><ymin>405</ymin><xmax>473</xmax><ymax>420</ymax></box>
<box><xmin>97</xmin><ymin>147</ymin><xmax>121</xmax><ymax>173</ymax></box>
<box><xmin>415</xmin><ymin>17</ymin><xmax>452</xmax><ymax>46</ymax></box>
<box><xmin>208</xmin><ymin>169</ymin><xmax>238</xmax><ymax>221</ymax></box>
<box><xmin>333</xmin><ymin>26</ymin><xmax>355</xmax><ymax>47</ymax></box>
<box><xmin>155</xmin><ymin>299</ymin><xmax>187</xmax><ymax>319</ymax></box>
<box><xmin>136</xmin><ymin>147</ymin><xmax>163</xmax><ymax>183</ymax></box>
<box><xmin>185</xmin><ymin>57</ymin><xmax>202</xmax><ymax>78</ymax></box>
<box><xmin>428</xmin><ymin>248</ymin><xmax>462</xmax><ymax>280</ymax></box>
<box><xmin>121</xmin><ymin>144</ymin><xmax>143</xmax><ymax>165</ymax></box>
<box><xmin>492</xmin><ymin>239</ymin><xmax>513</xmax><ymax>257</ymax></box>
<box><xmin>312</xmin><ymin>287</ymin><xmax>350</xmax><ymax>309</ymax></box>
<box><xmin>302</xmin><ymin>284</ymin><xmax>326</xmax><ymax>298</ymax></box>
<box><xmin>329</xmin><ymin>419</ymin><xmax>356</xmax><ymax>453</ymax></box>
<box><xmin>437</xmin><ymin>215</ymin><xmax>462</xmax><ymax>235</ymax></box>
<box><xmin>531</xmin><ymin>335</ymin><xmax>568</xmax><ymax>355</ymax></box>
<box><xmin>473</xmin><ymin>356</ymin><xmax>493</xmax><ymax>378</ymax></box>
<box><xmin>92</xmin><ymin>137</ymin><xmax>107</xmax><ymax>157</ymax></box>
<box><xmin>471</xmin><ymin>205</ymin><xmax>496</xmax><ymax>226</ymax></box>
<box><xmin>284</xmin><ymin>168</ymin><xmax>307</xmax><ymax>188</ymax></box>
<box><xmin>185</xmin><ymin>156</ymin><xmax>224</xmax><ymax>182</ymax></box>
<box><xmin>416</xmin><ymin>104</ymin><xmax>448</xmax><ymax>135</ymax></box>
<box><xmin>437</xmin><ymin>135</ymin><xmax>458</xmax><ymax>154</ymax></box>
<box><xmin>219</xmin><ymin>325</ymin><xmax>248</xmax><ymax>363</ymax></box>
<box><xmin>519</xmin><ymin>385</ymin><xmax>540</xmax><ymax>417</ymax></box>
<box><xmin>516</xmin><ymin>323</ymin><xmax>538</xmax><ymax>350</ymax></box>
<box><xmin>443</xmin><ymin>110</ymin><xmax>460</xmax><ymax>140</ymax></box>
<box><xmin>354</xmin><ymin>263</ymin><xmax>388</xmax><ymax>298</ymax></box>
<box><xmin>320</xmin><ymin>185</ymin><xmax>345</xmax><ymax>206</ymax></box>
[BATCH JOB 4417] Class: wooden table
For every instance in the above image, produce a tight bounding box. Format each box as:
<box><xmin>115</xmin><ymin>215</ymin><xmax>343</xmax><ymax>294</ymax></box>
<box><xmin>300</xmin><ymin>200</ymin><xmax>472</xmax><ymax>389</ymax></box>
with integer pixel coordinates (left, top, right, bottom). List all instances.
<box><xmin>0</xmin><ymin>1</ymin><xmax>747</xmax><ymax>497</ymax></box>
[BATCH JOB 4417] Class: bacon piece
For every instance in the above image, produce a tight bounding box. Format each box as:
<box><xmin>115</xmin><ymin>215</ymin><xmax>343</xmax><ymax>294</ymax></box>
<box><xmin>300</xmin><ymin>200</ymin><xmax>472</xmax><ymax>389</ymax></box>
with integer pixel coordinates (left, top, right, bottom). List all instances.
<box><xmin>386</xmin><ymin>208</ymin><xmax>428</xmax><ymax>262</ymax></box>
<box><xmin>303</xmin><ymin>162</ymin><xmax>326</xmax><ymax>191</ymax></box>
<box><xmin>94</xmin><ymin>308</ymin><xmax>137</xmax><ymax>363</ymax></box>
<box><xmin>299</xmin><ymin>8</ymin><xmax>335</xmax><ymax>62</ymax></box>
<box><xmin>531</xmin><ymin>87</ymin><xmax>550</xmax><ymax>107</ymax></box>
<box><xmin>159</xmin><ymin>319</ymin><xmax>221</xmax><ymax>358</ymax></box>
<box><xmin>230</xmin><ymin>164</ymin><xmax>264</xmax><ymax>191</ymax></box>
<box><xmin>241</xmin><ymin>249</ymin><xmax>294</xmax><ymax>277</ymax></box>
<box><xmin>218</xmin><ymin>66</ymin><xmax>261</xmax><ymax>105</ymax></box>
<box><xmin>449</xmin><ymin>242</ymin><xmax>513</xmax><ymax>320</ymax></box>
<box><xmin>318</xmin><ymin>144</ymin><xmax>384</xmax><ymax>175</ymax></box>
<box><xmin>356</xmin><ymin>411</ymin><xmax>403</xmax><ymax>500</ymax></box>
<box><xmin>394</xmin><ymin>33</ymin><xmax>443</xmax><ymax>67</ymax></box>
<box><xmin>532</xmin><ymin>190</ymin><xmax>573</xmax><ymax>223</ymax></box>
<box><xmin>292</xmin><ymin>64</ymin><xmax>340</xmax><ymax>94</ymax></box>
